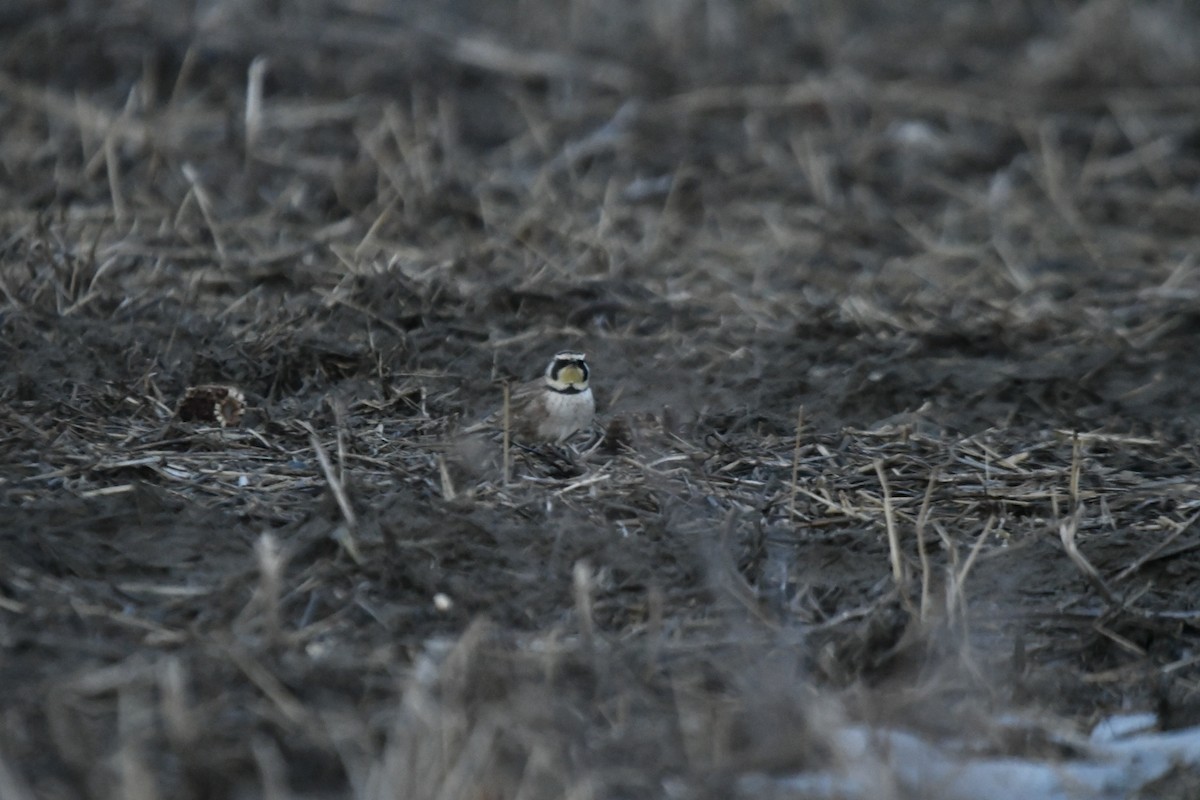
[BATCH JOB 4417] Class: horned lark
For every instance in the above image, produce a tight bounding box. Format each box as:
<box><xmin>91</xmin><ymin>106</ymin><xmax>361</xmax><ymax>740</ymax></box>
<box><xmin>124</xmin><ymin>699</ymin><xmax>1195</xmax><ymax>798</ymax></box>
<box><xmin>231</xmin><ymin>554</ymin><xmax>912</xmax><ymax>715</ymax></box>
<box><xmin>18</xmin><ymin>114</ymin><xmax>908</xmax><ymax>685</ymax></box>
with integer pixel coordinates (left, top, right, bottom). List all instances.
<box><xmin>469</xmin><ymin>351</ymin><xmax>596</xmax><ymax>444</ymax></box>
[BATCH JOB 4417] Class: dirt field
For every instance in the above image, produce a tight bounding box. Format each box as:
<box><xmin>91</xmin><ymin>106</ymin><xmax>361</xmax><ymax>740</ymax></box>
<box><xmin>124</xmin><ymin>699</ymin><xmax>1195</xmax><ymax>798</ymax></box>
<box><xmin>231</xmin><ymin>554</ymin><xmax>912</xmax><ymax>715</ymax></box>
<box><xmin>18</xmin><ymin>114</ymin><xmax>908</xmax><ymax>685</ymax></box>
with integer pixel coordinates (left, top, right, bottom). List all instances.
<box><xmin>3</xmin><ymin>1</ymin><xmax>1200</xmax><ymax>798</ymax></box>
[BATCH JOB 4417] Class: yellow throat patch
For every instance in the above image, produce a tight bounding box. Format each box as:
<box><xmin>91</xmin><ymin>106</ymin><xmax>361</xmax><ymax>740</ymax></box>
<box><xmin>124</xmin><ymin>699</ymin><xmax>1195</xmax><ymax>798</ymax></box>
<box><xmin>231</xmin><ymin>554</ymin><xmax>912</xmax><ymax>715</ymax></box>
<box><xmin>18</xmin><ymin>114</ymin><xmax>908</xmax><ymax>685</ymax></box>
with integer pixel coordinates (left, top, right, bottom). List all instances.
<box><xmin>557</xmin><ymin>364</ymin><xmax>585</xmax><ymax>385</ymax></box>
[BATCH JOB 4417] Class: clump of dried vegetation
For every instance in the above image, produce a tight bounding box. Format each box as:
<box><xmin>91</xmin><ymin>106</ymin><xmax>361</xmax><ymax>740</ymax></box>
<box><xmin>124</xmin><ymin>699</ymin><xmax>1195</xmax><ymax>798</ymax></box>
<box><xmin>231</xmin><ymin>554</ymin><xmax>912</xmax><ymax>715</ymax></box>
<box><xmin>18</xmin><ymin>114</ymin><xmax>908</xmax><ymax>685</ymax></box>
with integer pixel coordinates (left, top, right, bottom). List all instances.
<box><xmin>3</xmin><ymin>0</ymin><xmax>1200</xmax><ymax>797</ymax></box>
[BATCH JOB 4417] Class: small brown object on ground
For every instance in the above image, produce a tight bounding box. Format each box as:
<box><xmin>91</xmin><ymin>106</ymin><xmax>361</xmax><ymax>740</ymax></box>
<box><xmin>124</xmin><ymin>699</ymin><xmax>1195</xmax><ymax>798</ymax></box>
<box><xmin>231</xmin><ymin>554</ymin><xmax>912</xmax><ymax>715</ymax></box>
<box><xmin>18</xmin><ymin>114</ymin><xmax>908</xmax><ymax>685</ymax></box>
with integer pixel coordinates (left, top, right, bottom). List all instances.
<box><xmin>176</xmin><ymin>385</ymin><xmax>247</xmax><ymax>427</ymax></box>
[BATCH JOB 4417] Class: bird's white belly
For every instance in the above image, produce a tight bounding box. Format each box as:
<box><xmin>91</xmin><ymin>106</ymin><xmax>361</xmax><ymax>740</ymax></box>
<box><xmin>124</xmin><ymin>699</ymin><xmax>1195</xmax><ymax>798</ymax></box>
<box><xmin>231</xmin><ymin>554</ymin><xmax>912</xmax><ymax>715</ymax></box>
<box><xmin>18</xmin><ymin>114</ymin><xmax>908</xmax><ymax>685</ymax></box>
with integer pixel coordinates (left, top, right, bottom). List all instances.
<box><xmin>538</xmin><ymin>388</ymin><xmax>595</xmax><ymax>441</ymax></box>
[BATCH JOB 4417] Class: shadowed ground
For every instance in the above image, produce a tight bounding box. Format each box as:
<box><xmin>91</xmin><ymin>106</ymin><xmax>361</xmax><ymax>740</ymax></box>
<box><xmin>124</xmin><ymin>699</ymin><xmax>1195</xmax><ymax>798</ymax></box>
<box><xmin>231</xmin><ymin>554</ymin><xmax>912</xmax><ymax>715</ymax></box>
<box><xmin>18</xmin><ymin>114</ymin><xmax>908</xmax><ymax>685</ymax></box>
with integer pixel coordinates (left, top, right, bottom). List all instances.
<box><xmin>3</xmin><ymin>1</ymin><xmax>1200</xmax><ymax>798</ymax></box>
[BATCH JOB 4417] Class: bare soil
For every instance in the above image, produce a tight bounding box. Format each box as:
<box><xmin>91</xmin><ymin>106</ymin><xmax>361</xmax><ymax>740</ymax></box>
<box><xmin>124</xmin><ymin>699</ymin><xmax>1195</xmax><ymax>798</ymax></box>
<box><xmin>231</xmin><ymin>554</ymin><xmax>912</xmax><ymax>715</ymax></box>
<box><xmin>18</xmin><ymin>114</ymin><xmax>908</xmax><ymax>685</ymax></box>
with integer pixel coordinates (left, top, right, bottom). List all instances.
<box><xmin>3</xmin><ymin>2</ymin><xmax>1200</xmax><ymax>798</ymax></box>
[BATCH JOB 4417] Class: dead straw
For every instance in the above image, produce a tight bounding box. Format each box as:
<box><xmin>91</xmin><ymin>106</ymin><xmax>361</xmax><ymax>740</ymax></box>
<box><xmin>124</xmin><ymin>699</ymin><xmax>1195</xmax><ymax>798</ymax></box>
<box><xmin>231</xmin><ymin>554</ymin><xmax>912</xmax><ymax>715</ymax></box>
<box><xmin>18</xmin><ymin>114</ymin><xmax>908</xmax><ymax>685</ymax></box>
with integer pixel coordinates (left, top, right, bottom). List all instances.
<box><xmin>874</xmin><ymin>459</ymin><xmax>914</xmax><ymax>614</ymax></box>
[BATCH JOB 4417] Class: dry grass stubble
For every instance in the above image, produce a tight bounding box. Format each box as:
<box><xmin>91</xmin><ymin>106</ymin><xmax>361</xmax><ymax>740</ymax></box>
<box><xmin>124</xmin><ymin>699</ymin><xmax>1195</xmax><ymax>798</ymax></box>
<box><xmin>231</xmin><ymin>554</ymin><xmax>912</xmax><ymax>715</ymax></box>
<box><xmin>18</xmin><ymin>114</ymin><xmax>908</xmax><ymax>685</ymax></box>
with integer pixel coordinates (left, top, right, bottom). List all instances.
<box><xmin>3</xmin><ymin>0</ymin><xmax>1200</xmax><ymax>797</ymax></box>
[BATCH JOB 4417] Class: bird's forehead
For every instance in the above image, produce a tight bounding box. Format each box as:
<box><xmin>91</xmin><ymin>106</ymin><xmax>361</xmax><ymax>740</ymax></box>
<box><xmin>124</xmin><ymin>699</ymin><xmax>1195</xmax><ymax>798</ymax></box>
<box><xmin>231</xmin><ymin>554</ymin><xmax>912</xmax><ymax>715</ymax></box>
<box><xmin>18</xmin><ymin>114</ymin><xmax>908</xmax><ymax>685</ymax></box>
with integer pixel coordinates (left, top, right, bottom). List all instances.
<box><xmin>553</xmin><ymin>351</ymin><xmax>587</xmax><ymax>363</ymax></box>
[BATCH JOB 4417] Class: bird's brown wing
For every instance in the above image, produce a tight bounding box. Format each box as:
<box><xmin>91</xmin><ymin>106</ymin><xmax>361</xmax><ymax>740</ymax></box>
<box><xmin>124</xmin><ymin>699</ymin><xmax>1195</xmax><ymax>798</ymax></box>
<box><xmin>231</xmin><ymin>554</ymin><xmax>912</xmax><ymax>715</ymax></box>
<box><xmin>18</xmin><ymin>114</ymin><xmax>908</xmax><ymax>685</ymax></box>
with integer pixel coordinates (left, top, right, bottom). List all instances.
<box><xmin>460</xmin><ymin>379</ymin><xmax>545</xmax><ymax>440</ymax></box>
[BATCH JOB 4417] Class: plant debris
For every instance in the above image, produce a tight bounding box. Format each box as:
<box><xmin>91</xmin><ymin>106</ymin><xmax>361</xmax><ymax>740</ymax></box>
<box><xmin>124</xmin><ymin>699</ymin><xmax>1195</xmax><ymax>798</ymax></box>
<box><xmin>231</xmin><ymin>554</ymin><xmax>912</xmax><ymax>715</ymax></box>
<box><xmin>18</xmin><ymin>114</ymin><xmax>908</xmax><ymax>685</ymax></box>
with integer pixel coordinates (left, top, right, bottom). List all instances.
<box><xmin>3</xmin><ymin>1</ymin><xmax>1200</xmax><ymax>798</ymax></box>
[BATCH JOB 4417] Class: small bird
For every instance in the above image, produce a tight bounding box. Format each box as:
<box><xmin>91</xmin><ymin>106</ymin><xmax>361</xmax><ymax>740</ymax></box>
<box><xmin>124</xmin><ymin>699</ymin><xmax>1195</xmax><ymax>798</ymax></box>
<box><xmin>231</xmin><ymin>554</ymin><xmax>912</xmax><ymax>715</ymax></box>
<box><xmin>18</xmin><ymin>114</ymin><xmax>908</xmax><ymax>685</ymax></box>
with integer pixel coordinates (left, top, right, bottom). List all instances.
<box><xmin>468</xmin><ymin>351</ymin><xmax>596</xmax><ymax>444</ymax></box>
